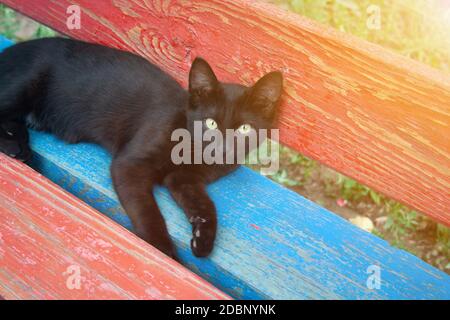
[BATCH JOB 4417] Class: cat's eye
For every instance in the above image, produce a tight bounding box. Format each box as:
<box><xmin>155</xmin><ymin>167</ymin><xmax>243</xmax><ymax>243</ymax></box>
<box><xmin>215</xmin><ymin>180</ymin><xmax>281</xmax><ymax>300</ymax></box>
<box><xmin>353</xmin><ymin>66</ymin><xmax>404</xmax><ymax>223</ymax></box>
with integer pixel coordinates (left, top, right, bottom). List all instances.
<box><xmin>237</xmin><ymin>124</ymin><xmax>252</xmax><ymax>135</ymax></box>
<box><xmin>205</xmin><ymin>118</ymin><xmax>218</xmax><ymax>130</ymax></box>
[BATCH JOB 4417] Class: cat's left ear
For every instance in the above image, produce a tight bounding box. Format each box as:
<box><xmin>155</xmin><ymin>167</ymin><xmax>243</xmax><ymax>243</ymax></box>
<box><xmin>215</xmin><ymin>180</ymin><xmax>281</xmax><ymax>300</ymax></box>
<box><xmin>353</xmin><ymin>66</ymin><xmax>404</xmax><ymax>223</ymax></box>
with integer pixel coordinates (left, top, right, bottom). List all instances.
<box><xmin>249</xmin><ymin>71</ymin><xmax>283</xmax><ymax>117</ymax></box>
<box><xmin>189</xmin><ymin>57</ymin><xmax>218</xmax><ymax>96</ymax></box>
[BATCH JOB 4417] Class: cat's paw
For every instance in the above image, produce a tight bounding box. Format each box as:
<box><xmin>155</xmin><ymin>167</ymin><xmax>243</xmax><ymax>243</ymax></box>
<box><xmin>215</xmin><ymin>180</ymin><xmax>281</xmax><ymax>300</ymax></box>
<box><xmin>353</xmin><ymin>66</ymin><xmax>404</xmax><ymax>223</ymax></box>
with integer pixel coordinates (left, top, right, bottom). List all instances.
<box><xmin>0</xmin><ymin>142</ymin><xmax>32</xmax><ymax>162</ymax></box>
<box><xmin>0</xmin><ymin>138</ymin><xmax>31</xmax><ymax>162</ymax></box>
<box><xmin>189</xmin><ymin>216</ymin><xmax>216</xmax><ymax>257</ymax></box>
<box><xmin>149</xmin><ymin>235</ymin><xmax>179</xmax><ymax>261</ymax></box>
<box><xmin>135</xmin><ymin>227</ymin><xmax>179</xmax><ymax>261</ymax></box>
<box><xmin>0</xmin><ymin>122</ymin><xmax>31</xmax><ymax>162</ymax></box>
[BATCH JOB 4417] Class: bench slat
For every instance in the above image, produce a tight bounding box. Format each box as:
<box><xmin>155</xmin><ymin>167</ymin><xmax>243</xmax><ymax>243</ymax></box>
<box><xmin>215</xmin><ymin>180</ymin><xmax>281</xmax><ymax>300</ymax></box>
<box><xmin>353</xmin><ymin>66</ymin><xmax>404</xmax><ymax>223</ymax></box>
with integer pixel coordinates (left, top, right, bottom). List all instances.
<box><xmin>2</xmin><ymin>0</ymin><xmax>449</xmax><ymax>225</ymax></box>
<box><xmin>22</xmin><ymin>129</ymin><xmax>449</xmax><ymax>300</ymax></box>
<box><xmin>1</xmin><ymin>18</ymin><xmax>450</xmax><ymax>299</ymax></box>
<box><xmin>0</xmin><ymin>154</ymin><xmax>230</xmax><ymax>300</ymax></box>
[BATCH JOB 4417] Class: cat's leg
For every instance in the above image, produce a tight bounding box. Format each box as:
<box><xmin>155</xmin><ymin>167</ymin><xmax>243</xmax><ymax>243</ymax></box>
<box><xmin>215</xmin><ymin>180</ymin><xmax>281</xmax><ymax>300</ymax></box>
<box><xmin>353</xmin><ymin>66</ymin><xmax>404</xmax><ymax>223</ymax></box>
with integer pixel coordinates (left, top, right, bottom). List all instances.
<box><xmin>163</xmin><ymin>171</ymin><xmax>217</xmax><ymax>257</ymax></box>
<box><xmin>0</xmin><ymin>59</ymin><xmax>38</xmax><ymax>120</ymax></box>
<box><xmin>110</xmin><ymin>157</ymin><xmax>178</xmax><ymax>260</ymax></box>
<box><xmin>0</xmin><ymin>54</ymin><xmax>41</xmax><ymax>161</ymax></box>
<box><xmin>0</xmin><ymin>120</ymin><xmax>32</xmax><ymax>162</ymax></box>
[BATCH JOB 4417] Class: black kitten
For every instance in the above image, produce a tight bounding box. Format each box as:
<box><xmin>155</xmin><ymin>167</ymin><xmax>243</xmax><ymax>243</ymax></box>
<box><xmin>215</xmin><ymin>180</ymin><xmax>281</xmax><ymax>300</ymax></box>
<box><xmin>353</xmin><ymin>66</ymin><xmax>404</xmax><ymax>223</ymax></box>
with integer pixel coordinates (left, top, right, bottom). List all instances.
<box><xmin>0</xmin><ymin>38</ymin><xmax>283</xmax><ymax>259</ymax></box>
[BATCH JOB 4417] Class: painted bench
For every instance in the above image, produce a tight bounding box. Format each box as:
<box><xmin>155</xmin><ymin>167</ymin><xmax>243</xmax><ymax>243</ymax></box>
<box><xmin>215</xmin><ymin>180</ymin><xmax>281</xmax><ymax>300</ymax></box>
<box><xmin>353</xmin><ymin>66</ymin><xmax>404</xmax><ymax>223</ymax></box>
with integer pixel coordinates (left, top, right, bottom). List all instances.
<box><xmin>0</xmin><ymin>154</ymin><xmax>230</xmax><ymax>300</ymax></box>
<box><xmin>1</xmin><ymin>0</ymin><xmax>449</xmax><ymax>300</ymax></box>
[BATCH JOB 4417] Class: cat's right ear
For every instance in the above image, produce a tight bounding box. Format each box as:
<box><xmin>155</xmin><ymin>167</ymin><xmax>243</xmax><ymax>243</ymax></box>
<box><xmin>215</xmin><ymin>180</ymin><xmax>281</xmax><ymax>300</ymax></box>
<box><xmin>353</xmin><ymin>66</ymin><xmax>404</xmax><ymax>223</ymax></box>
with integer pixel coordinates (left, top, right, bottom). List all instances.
<box><xmin>189</xmin><ymin>58</ymin><xmax>218</xmax><ymax>97</ymax></box>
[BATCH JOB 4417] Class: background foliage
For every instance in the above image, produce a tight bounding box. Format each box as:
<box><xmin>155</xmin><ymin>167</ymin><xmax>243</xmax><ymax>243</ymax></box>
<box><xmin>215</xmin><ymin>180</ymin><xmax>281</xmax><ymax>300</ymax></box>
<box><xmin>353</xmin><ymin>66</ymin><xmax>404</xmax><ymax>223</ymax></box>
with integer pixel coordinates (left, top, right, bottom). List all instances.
<box><xmin>271</xmin><ymin>0</ymin><xmax>450</xmax><ymax>72</ymax></box>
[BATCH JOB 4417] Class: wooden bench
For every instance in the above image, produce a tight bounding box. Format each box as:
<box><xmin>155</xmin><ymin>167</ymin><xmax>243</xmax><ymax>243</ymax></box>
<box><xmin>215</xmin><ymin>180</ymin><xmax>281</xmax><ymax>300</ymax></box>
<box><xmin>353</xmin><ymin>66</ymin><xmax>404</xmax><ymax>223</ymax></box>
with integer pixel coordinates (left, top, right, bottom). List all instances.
<box><xmin>1</xmin><ymin>0</ymin><xmax>449</xmax><ymax>299</ymax></box>
<box><xmin>0</xmin><ymin>154</ymin><xmax>230</xmax><ymax>299</ymax></box>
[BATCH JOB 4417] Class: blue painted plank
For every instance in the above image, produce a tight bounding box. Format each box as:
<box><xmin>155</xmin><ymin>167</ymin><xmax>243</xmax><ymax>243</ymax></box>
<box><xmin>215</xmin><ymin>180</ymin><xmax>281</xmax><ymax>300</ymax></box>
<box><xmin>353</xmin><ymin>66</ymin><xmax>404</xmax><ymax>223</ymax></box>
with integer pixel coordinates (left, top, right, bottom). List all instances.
<box><xmin>0</xmin><ymin>35</ymin><xmax>13</xmax><ymax>51</ymax></box>
<box><xmin>1</xmin><ymin>37</ymin><xmax>449</xmax><ymax>299</ymax></box>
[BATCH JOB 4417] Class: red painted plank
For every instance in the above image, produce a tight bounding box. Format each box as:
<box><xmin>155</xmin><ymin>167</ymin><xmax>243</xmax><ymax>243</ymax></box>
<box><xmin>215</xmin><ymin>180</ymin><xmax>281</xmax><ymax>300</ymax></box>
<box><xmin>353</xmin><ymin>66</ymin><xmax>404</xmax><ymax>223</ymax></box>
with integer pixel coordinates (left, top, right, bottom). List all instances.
<box><xmin>1</xmin><ymin>0</ymin><xmax>449</xmax><ymax>225</ymax></box>
<box><xmin>0</xmin><ymin>155</ymin><xmax>230</xmax><ymax>300</ymax></box>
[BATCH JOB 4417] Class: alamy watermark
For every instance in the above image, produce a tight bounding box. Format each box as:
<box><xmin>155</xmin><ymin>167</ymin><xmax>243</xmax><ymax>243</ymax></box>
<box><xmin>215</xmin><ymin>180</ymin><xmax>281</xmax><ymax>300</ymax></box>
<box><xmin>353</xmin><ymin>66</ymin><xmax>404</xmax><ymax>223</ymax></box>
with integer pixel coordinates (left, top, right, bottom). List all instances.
<box><xmin>66</xmin><ymin>5</ymin><xmax>81</xmax><ymax>30</ymax></box>
<box><xmin>367</xmin><ymin>5</ymin><xmax>381</xmax><ymax>30</ymax></box>
<box><xmin>171</xmin><ymin>120</ymin><xmax>279</xmax><ymax>175</ymax></box>
<box><xmin>63</xmin><ymin>264</ymin><xmax>81</xmax><ymax>290</ymax></box>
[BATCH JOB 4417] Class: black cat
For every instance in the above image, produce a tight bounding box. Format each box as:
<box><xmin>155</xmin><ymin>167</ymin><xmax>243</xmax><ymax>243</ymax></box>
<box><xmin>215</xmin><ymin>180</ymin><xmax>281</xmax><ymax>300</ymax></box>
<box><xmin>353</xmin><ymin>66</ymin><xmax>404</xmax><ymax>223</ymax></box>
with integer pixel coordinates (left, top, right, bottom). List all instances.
<box><xmin>0</xmin><ymin>38</ymin><xmax>283</xmax><ymax>259</ymax></box>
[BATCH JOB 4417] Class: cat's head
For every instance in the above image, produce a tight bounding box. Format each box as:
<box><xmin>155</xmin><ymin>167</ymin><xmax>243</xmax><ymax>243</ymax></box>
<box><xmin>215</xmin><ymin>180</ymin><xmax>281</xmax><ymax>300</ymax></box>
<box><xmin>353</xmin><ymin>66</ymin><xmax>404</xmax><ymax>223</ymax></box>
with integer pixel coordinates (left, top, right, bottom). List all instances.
<box><xmin>187</xmin><ymin>57</ymin><xmax>283</xmax><ymax>163</ymax></box>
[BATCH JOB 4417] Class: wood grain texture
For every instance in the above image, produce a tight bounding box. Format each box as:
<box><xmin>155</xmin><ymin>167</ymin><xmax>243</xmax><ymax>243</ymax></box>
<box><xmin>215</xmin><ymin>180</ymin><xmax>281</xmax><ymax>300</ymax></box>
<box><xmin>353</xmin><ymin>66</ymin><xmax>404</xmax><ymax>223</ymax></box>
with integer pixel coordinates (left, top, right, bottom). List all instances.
<box><xmin>2</xmin><ymin>0</ymin><xmax>449</xmax><ymax>225</ymax></box>
<box><xmin>2</xmin><ymin>36</ymin><xmax>449</xmax><ymax>298</ymax></box>
<box><xmin>0</xmin><ymin>154</ymin><xmax>230</xmax><ymax>300</ymax></box>
<box><xmin>19</xmin><ymin>129</ymin><xmax>449</xmax><ymax>300</ymax></box>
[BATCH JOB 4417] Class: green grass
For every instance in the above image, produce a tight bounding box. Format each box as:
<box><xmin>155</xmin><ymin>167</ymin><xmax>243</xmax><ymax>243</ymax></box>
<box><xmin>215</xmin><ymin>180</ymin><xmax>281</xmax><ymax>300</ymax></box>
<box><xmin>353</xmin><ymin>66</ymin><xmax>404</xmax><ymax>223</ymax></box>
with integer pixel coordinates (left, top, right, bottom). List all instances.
<box><xmin>0</xmin><ymin>4</ymin><xmax>18</xmax><ymax>39</ymax></box>
<box><xmin>272</xmin><ymin>0</ymin><xmax>450</xmax><ymax>72</ymax></box>
<box><xmin>0</xmin><ymin>4</ymin><xmax>56</xmax><ymax>41</ymax></box>
<box><xmin>33</xmin><ymin>24</ymin><xmax>57</xmax><ymax>39</ymax></box>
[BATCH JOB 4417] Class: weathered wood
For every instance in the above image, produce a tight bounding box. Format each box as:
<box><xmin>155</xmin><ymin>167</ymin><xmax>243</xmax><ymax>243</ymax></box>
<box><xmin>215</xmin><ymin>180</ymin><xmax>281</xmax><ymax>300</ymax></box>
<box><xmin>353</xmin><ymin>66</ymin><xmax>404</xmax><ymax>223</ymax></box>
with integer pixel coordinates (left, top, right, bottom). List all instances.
<box><xmin>0</xmin><ymin>154</ymin><xmax>230</xmax><ymax>300</ymax></box>
<box><xmin>2</xmin><ymin>34</ymin><xmax>450</xmax><ymax>297</ymax></box>
<box><xmin>2</xmin><ymin>0</ymin><xmax>449</xmax><ymax>225</ymax></box>
<box><xmin>13</xmin><ymin>128</ymin><xmax>447</xmax><ymax>299</ymax></box>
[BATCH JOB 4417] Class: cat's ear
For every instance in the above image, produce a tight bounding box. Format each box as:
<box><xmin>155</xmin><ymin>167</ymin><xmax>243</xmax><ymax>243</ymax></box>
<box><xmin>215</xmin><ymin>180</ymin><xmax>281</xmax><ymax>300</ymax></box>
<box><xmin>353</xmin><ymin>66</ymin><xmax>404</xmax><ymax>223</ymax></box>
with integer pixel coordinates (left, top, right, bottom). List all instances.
<box><xmin>189</xmin><ymin>57</ymin><xmax>218</xmax><ymax>96</ymax></box>
<box><xmin>249</xmin><ymin>71</ymin><xmax>283</xmax><ymax>117</ymax></box>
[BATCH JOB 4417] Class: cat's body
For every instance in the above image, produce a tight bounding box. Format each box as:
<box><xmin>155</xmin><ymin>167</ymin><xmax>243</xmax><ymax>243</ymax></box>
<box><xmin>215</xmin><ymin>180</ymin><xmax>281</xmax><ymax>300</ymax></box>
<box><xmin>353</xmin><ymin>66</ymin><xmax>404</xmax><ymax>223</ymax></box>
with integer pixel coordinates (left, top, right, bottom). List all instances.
<box><xmin>0</xmin><ymin>38</ymin><xmax>282</xmax><ymax>259</ymax></box>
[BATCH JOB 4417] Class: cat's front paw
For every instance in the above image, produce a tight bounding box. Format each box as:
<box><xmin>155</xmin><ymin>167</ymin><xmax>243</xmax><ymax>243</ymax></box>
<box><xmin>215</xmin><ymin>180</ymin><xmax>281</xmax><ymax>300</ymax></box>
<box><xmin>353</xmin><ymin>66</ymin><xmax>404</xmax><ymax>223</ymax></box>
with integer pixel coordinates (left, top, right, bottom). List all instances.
<box><xmin>0</xmin><ymin>122</ymin><xmax>32</xmax><ymax>162</ymax></box>
<box><xmin>135</xmin><ymin>228</ymin><xmax>179</xmax><ymax>262</ymax></box>
<box><xmin>0</xmin><ymin>138</ymin><xmax>32</xmax><ymax>162</ymax></box>
<box><xmin>189</xmin><ymin>216</ymin><xmax>216</xmax><ymax>257</ymax></box>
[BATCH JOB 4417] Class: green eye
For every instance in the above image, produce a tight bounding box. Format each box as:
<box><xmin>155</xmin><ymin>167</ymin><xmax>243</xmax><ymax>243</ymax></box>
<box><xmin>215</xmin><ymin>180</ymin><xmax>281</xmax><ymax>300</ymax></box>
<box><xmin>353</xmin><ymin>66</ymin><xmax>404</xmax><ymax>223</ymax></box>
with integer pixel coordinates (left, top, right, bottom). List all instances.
<box><xmin>237</xmin><ymin>124</ymin><xmax>252</xmax><ymax>135</ymax></box>
<box><xmin>205</xmin><ymin>118</ymin><xmax>218</xmax><ymax>130</ymax></box>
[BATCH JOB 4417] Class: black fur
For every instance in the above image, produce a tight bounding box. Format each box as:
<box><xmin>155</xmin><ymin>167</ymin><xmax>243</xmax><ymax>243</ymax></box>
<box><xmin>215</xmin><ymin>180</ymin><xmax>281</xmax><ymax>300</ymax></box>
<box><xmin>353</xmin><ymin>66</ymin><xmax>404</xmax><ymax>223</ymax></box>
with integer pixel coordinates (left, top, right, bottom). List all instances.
<box><xmin>0</xmin><ymin>38</ymin><xmax>283</xmax><ymax>259</ymax></box>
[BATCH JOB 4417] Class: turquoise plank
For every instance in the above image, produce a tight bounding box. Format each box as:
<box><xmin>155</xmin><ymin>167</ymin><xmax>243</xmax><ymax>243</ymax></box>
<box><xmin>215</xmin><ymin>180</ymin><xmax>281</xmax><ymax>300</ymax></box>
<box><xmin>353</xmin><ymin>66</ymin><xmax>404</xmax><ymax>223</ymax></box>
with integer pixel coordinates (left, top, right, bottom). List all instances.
<box><xmin>1</xmin><ymin>37</ymin><xmax>449</xmax><ymax>299</ymax></box>
<box><xmin>27</xmin><ymin>131</ymin><xmax>450</xmax><ymax>300</ymax></box>
<box><xmin>0</xmin><ymin>35</ymin><xmax>13</xmax><ymax>52</ymax></box>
